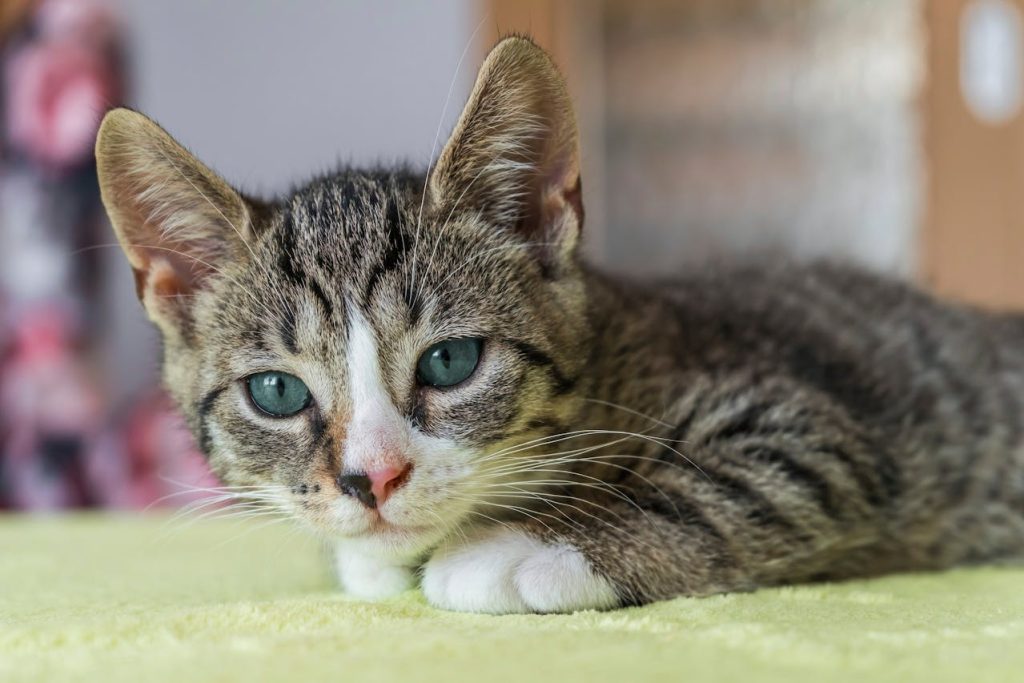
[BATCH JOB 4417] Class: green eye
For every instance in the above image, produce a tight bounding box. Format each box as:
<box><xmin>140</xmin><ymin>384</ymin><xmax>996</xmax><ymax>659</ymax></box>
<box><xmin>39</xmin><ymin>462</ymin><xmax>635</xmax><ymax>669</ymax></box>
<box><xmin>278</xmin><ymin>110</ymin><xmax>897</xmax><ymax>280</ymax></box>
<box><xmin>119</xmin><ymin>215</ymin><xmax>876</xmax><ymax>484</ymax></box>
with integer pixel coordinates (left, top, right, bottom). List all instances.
<box><xmin>417</xmin><ymin>338</ymin><xmax>483</xmax><ymax>388</ymax></box>
<box><xmin>246</xmin><ymin>371</ymin><xmax>312</xmax><ymax>417</ymax></box>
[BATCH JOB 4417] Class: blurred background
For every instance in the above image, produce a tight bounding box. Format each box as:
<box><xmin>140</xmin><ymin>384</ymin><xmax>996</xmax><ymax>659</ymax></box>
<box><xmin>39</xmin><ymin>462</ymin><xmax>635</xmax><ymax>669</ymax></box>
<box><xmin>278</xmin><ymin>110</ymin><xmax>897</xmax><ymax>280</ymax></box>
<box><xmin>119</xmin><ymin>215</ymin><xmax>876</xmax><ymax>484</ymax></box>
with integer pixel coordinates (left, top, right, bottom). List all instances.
<box><xmin>0</xmin><ymin>0</ymin><xmax>1021</xmax><ymax>511</ymax></box>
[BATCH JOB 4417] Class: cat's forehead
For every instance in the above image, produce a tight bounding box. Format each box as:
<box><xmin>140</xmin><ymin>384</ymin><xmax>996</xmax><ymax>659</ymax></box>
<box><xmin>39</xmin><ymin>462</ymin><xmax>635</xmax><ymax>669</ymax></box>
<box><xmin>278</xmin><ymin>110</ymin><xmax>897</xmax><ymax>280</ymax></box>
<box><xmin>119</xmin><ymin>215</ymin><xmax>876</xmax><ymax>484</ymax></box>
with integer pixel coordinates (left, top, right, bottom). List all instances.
<box><xmin>281</xmin><ymin>169</ymin><xmax>421</xmax><ymax>257</ymax></box>
<box><xmin>261</xmin><ymin>169</ymin><xmax>520</xmax><ymax>300</ymax></box>
<box><xmin>221</xmin><ymin>168</ymin><xmax>529</xmax><ymax>351</ymax></box>
<box><xmin>250</xmin><ymin>170</ymin><xmax>421</xmax><ymax>308</ymax></box>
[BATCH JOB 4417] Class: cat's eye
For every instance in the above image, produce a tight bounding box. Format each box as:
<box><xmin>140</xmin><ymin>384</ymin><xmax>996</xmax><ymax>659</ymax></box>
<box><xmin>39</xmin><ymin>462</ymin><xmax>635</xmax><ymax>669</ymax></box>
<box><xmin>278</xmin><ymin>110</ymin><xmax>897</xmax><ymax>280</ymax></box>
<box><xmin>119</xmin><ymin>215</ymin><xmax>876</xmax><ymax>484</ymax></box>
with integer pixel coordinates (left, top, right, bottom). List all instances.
<box><xmin>246</xmin><ymin>371</ymin><xmax>312</xmax><ymax>417</ymax></box>
<box><xmin>417</xmin><ymin>338</ymin><xmax>483</xmax><ymax>388</ymax></box>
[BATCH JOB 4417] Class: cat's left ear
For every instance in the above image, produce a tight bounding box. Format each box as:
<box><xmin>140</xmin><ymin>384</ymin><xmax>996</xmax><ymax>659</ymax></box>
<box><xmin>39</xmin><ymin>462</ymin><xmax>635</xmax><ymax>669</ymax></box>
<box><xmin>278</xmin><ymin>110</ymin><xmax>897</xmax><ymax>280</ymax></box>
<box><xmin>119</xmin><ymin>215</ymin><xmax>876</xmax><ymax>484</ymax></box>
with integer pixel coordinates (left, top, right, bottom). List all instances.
<box><xmin>429</xmin><ymin>36</ymin><xmax>582</xmax><ymax>270</ymax></box>
<box><xmin>95</xmin><ymin>109</ymin><xmax>256</xmax><ymax>343</ymax></box>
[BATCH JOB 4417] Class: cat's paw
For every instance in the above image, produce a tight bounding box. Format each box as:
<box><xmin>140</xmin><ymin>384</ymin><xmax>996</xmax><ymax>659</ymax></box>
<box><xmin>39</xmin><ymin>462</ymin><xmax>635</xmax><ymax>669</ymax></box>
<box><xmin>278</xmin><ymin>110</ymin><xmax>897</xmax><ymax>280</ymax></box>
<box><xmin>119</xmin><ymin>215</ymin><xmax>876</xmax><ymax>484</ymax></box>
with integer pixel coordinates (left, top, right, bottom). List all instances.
<box><xmin>334</xmin><ymin>546</ymin><xmax>414</xmax><ymax>600</ymax></box>
<box><xmin>421</xmin><ymin>528</ymin><xmax>618</xmax><ymax>614</ymax></box>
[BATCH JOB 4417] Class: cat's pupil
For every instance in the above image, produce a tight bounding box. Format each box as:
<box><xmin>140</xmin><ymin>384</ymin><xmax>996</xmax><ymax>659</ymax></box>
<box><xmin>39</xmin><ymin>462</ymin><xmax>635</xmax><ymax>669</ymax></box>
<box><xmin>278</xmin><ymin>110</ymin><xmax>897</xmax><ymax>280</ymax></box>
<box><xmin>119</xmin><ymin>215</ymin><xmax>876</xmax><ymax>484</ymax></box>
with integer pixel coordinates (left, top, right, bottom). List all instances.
<box><xmin>246</xmin><ymin>371</ymin><xmax>312</xmax><ymax>417</ymax></box>
<box><xmin>417</xmin><ymin>338</ymin><xmax>482</xmax><ymax>388</ymax></box>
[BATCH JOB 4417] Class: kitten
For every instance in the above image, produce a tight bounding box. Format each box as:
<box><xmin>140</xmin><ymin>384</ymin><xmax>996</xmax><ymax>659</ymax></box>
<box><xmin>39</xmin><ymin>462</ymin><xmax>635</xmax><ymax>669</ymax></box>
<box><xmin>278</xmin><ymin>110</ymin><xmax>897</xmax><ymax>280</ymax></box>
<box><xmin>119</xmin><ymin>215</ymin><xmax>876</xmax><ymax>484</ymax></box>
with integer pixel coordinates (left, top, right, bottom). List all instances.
<box><xmin>96</xmin><ymin>37</ymin><xmax>1024</xmax><ymax>613</ymax></box>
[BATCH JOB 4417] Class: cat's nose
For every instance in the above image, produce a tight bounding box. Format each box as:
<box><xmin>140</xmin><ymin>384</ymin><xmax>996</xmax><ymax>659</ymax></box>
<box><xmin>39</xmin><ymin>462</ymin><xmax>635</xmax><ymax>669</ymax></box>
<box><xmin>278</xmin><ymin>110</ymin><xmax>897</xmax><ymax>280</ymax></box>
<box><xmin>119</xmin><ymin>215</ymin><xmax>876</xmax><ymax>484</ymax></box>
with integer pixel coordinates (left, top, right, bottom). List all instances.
<box><xmin>366</xmin><ymin>463</ymin><xmax>412</xmax><ymax>506</ymax></box>
<box><xmin>337</xmin><ymin>463</ymin><xmax>412</xmax><ymax>509</ymax></box>
<box><xmin>337</xmin><ymin>472</ymin><xmax>376</xmax><ymax>508</ymax></box>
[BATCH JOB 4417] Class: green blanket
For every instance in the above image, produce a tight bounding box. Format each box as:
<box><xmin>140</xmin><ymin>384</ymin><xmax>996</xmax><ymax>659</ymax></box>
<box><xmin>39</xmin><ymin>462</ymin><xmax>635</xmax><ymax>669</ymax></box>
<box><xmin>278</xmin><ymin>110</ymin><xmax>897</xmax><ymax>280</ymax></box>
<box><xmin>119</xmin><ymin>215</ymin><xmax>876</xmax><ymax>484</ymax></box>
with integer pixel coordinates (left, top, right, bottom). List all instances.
<box><xmin>2</xmin><ymin>515</ymin><xmax>1021</xmax><ymax>682</ymax></box>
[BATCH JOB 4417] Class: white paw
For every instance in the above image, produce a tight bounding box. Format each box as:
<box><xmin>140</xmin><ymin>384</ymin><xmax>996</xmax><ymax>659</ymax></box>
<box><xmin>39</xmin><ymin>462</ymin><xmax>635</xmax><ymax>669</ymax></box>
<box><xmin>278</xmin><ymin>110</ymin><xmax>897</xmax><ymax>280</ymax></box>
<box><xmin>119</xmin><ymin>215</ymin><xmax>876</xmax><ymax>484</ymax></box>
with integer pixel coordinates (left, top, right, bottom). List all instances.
<box><xmin>421</xmin><ymin>528</ymin><xmax>618</xmax><ymax>614</ymax></box>
<box><xmin>334</xmin><ymin>546</ymin><xmax>414</xmax><ymax>600</ymax></box>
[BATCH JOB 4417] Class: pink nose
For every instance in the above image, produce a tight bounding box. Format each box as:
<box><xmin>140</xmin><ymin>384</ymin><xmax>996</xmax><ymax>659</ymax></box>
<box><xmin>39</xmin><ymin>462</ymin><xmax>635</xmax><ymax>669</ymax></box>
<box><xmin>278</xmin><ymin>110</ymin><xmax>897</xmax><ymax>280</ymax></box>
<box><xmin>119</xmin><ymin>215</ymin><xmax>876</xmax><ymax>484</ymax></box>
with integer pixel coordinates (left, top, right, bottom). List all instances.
<box><xmin>366</xmin><ymin>463</ymin><xmax>412</xmax><ymax>505</ymax></box>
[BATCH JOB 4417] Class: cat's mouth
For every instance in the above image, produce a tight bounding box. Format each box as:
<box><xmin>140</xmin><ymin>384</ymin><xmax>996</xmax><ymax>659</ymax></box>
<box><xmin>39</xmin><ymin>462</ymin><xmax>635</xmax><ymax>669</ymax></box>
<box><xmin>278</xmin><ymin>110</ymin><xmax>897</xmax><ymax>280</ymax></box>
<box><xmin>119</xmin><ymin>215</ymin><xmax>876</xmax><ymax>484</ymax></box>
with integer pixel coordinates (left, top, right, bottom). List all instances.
<box><xmin>317</xmin><ymin>501</ymin><xmax>438</xmax><ymax>539</ymax></box>
<box><xmin>368</xmin><ymin>516</ymin><xmax>434</xmax><ymax>535</ymax></box>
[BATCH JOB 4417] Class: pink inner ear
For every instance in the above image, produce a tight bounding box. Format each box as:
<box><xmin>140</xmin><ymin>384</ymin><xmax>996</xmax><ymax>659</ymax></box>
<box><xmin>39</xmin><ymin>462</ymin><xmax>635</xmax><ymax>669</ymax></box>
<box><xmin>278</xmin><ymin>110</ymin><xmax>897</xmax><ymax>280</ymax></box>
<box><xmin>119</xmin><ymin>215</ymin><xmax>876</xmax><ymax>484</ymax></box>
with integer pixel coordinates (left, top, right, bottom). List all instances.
<box><xmin>137</xmin><ymin>256</ymin><xmax>205</xmax><ymax>333</ymax></box>
<box><xmin>147</xmin><ymin>256</ymin><xmax>194</xmax><ymax>300</ymax></box>
<box><xmin>537</xmin><ymin>158</ymin><xmax>583</xmax><ymax>236</ymax></box>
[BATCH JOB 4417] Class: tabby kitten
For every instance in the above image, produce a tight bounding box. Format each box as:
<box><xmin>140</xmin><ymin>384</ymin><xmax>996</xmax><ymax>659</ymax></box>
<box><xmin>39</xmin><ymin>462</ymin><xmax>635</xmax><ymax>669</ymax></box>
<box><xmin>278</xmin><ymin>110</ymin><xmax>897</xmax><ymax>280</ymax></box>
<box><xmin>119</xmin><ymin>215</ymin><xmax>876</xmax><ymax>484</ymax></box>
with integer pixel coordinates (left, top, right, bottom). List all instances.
<box><xmin>96</xmin><ymin>37</ymin><xmax>1024</xmax><ymax>613</ymax></box>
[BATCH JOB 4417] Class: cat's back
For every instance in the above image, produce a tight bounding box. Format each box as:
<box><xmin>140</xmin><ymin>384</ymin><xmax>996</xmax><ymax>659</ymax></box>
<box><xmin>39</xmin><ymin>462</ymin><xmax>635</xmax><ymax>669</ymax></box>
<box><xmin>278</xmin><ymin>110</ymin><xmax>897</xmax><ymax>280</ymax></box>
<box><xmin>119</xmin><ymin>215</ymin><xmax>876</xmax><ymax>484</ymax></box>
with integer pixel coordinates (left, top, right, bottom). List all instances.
<box><xmin>584</xmin><ymin>259</ymin><xmax>1024</xmax><ymax>553</ymax></box>
<box><xmin>597</xmin><ymin>259</ymin><xmax>1024</xmax><ymax>447</ymax></box>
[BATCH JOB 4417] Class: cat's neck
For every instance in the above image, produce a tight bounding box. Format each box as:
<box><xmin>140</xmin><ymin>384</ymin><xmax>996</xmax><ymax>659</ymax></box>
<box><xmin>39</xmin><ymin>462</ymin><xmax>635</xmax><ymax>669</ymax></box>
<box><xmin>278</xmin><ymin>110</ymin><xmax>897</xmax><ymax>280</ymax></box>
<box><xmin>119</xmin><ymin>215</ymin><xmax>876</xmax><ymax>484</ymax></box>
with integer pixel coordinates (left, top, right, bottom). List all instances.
<box><xmin>575</xmin><ymin>264</ymin><xmax>688</xmax><ymax>434</ymax></box>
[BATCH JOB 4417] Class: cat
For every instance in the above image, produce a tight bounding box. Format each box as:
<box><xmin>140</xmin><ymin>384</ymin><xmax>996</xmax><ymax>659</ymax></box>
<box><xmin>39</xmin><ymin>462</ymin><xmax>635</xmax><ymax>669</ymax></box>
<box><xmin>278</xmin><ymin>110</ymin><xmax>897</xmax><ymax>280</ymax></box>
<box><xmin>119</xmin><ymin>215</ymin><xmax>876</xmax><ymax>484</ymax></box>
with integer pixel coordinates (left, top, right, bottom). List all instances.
<box><xmin>95</xmin><ymin>36</ymin><xmax>1024</xmax><ymax>614</ymax></box>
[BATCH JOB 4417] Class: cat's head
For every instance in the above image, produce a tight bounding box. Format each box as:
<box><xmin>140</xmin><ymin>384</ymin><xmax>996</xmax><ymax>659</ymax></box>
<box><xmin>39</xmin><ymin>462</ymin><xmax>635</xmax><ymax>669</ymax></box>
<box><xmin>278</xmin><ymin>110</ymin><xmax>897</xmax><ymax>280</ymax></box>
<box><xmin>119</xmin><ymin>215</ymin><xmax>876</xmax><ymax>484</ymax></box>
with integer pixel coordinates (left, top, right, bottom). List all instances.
<box><xmin>96</xmin><ymin>37</ymin><xmax>589</xmax><ymax>559</ymax></box>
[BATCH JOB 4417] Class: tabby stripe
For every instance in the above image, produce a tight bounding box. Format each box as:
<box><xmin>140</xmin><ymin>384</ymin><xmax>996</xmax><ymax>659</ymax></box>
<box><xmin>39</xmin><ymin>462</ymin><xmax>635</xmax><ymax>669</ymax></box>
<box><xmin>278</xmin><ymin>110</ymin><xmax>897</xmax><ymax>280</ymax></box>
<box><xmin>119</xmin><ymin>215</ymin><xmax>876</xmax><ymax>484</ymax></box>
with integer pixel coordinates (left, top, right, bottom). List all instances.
<box><xmin>362</xmin><ymin>200</ymin><xmax>409</xmax><ymax>306</ymax></box>
<box><xmin>410</xmin><ymin>400</ymin><xmax>427</xmax><ymax>431</ymax></box>
<box><xmin>997</xmin><ymin>375</ymin><xmax>1024</xmax><ymax>453</ymax></box>
<box><xmin>276</xmin><ymin>208</ymin><xmax>308</xmax><ymax>286</ymax></box>
<box><xmin>740</xmin><ymin>445</ymin><xmax>842</xmax><ymax>520</ymax></box>
<box><xmin>705</xmin><ymin>394</ymin><xmax>892</xmax><ymax>511</ymax></box>
<box><xmin>279</xmin><ymin>307</ymin><xmax>299</xmax><ymax>354</ymax></box>
<box><xmin>910</xmin><ymin>317</ymin><xmax>982</xmax><ymax>502</ymax></box>
<box><xmin>276</xmin><ymin>205</ymin><xmax>340</xmax><ymax>330</ymax></box>
<box><xmin>636</xmin><ymin>494</ymin><xmax>735</xmax><ymax>567</ymax></box>
<box><xmin>525</xmin><ymin>417</ymin><xmax>571</xmax><ymax>434</ymax></box>
<box><xmin>308</xmin><ymin>276</ymin><xmax>335</xmax><ymax>320</ymax></box>
<box><xmin>386</xmin><ymin>186</ymin><xmax>403</xmax><ymax>222</ymax></box>
<box><xmin>500</xmin><ymin>417</ymin><xmax>572</xmax><ymax>442</ymax></box>
<box><xmin>813</xmin><ymin>444</ymin><xmax>888</xmax><ymax>508</ymax></box>
<box><xmin>984</xmin><ymin>364</ymin><xmax>1022</xmax><ymax>507</ymax></box>
<box><xmin>248</xmin><ymin>321</ymin><xmax>268</xmax><ymax>351</ymax></box>
<box><xmin>404</xmin><ymin>288</ymin><xmax>423</xmax><ymax>326</ymax></box>
<box><xmin>277</xmin><ymin>247</ymin><xmax>307</xmax><ymax>288</ymax></box>
<box><xmin>700</xmin><ymin>465</ymin><xmax>803</xmax><ymax>535</ymax></box>
<box><xmin>704</xmin><ymin>401</ymin><xmax>774</xmax><ymax>443</ymax></box>
<box><xmin>196</xmin><ymin>385</ymin><xmax>228</xmax><ymax>456</ymax></box>
<box><xmin>325</xmin><ymin>443</ymin><xmax>339</xmax><ymax>481</ymax></box>
<box><xmin>361</xmin><ymin>264</ymin><xmax>387</xmax><ymax>307</ymax></box>
<box><xmin>310</xmin><ymin>413</ymin><xmax>327</xmax><ymax>446</ymax></box>
<box><xmin>876</xmin><ymin>448</ymin><xmax>902</xmax><ymax>501</ymax></box>
<box><xmin>505</xmin><ymin>339</ymin><xmax>576</xmax><ymax>394</ymax></box>
<box><xmin>783</xmin><ymin>347</ymin><xmax>885</xmax><ymax>425</ymax></box>
<box><xmin>666</xmin><ymin>393</ymin><xmax>705</xmax><ymax>444</ymax></box>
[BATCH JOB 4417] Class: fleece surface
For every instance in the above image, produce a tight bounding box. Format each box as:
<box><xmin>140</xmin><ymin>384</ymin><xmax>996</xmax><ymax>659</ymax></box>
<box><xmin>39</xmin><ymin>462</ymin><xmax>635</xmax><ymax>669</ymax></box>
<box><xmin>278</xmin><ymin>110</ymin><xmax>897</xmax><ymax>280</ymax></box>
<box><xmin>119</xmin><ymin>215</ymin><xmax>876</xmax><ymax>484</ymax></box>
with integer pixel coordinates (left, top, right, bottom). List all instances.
<box><xmin>1</xmin><ymin>515</ymin><xmax>1022</xmax><ymax>683</ymax></box>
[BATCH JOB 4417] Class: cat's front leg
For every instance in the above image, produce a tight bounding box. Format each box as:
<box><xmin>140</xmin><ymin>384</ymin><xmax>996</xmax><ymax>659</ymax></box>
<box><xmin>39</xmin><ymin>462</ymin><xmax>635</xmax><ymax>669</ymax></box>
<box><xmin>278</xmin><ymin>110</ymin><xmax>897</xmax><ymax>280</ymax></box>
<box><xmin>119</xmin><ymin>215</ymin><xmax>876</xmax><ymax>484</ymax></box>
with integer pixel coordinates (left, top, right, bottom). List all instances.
<box><xmin>334</xmin><ymin>543</ymin><xmax>416</xmax><ymax>600</ymax></box>
<box><xmin>422</xmin><ymin>422</ymin><xmax>890</xmax><ymax>613</ymax></box>
<box><xmin>421</xmin><ymin>492</ymin><xmax>756</xmax><ymax>614</ymax></box>
<box><xmin>421</xmin><ymin>526</ymin><xmax>619</xmax><ymax>614</ymax></box>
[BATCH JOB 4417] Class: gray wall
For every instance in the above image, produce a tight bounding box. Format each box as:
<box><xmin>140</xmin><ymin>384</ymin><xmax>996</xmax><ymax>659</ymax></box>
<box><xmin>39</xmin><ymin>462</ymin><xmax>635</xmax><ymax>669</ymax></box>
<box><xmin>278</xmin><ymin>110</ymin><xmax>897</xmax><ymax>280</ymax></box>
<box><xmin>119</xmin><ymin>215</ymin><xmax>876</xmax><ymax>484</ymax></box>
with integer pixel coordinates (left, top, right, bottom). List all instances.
<box><xmin>111</xmin><ymin>0</ymin><xmax>474</xmax><ymax>192</ymax></box>
<box><xmin>102</xmin><ymin>0</ymin><xmax>473</xmax><ymax>405</ymax></box>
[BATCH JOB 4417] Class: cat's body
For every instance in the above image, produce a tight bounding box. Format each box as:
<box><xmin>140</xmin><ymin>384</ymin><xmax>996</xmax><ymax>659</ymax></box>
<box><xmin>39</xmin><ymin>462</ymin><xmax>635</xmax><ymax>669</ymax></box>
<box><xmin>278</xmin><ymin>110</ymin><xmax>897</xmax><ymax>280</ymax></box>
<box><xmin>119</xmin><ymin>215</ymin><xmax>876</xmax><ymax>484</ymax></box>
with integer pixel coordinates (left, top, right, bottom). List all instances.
<box><xmin>548</xmin><ymin>260</ymin><xmax>1024</xmax><ymax>604</ymax></box>
<box><xmin>96</xmin><ymin>37</ymin><xmax>1024</xmax><ymax>613</ymax></box>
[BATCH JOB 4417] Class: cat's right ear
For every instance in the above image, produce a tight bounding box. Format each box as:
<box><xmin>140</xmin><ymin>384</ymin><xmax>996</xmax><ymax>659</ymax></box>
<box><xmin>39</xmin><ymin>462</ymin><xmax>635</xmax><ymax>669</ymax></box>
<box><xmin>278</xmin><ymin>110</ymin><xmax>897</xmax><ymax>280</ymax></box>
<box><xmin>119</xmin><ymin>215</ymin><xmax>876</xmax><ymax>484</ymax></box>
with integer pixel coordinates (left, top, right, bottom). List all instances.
<box><xmin>429</xmin><ymin>37</ymin><xmax>582</xmax><ymax>272</ymax></box>
<box><xmin>95</xmin><ymin>109</ymin><xmax>254</xmax><ymax>340</ymax></box>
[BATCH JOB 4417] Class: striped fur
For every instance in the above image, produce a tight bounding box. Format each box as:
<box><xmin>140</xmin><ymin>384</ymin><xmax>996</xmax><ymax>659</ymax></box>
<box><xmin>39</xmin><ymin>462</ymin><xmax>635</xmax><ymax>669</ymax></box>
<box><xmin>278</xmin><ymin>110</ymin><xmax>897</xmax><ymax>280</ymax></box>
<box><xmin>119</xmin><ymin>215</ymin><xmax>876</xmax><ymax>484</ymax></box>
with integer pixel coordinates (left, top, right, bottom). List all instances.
<box><xmin>97</xmin><ymin>37</ymin><xmax>1024</xmax><ymax>613</ymax></box>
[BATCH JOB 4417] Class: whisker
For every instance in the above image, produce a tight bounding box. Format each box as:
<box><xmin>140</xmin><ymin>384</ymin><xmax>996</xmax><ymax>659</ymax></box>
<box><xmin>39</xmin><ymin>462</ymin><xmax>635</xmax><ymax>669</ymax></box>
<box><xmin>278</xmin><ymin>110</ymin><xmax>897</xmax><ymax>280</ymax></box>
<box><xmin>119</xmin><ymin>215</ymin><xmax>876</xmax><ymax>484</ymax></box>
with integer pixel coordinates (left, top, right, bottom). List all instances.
<box><xmin>451</xmin><ymin>496</ymin><xmax>566</xmax><ymax>538</ymax></box>
<box><xmin>409</xmin><ymin>15</ymin><xmax>489</xmax><ymax>303</ymax></box>
<box><xmin>472</xmin><ymin>486</ymin><xmax>674</xmax><ymax>554</ymax></box>
<box><xmin>482</xmin><ymin>488</ymin><xmax>615</xmax><ymax>531</ymax></box>
<box><xmin>580</xmin><ymin>398</ymin><xmax>676</xmax><ymax>429</ymax></box>
<box><xmin>481</xmin><ymin>456</ymin><xmax>683</xmax><ymax>523</ymax></box>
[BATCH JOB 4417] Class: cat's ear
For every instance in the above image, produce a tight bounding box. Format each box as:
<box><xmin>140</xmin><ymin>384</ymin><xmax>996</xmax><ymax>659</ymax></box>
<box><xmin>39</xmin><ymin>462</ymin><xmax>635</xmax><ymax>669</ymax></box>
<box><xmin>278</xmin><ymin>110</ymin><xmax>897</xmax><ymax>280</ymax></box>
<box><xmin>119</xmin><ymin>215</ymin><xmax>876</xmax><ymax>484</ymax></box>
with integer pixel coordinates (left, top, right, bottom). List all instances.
<box><xmin>429</xmin><ymin>37</ymin><xmax>582</xmax><ymax>269</ymax></box>
<box><xmin>96</xmin><ymin>108</ymin><xmax>255</xmax><ymax>338</ymax></box>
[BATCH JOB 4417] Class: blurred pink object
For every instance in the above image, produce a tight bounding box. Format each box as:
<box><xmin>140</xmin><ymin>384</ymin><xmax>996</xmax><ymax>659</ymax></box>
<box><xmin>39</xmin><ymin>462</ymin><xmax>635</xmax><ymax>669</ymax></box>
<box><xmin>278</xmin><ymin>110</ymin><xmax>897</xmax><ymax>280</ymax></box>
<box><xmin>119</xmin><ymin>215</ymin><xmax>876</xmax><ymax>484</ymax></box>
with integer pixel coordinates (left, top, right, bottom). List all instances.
<box><xmin>3</xmin><ymin>0</ymin><xmax>120</xmax><ymax>170</ymax></box>
<box><xmin>36</xmin><ymin>0</ymin><xmax>118</xmax><ymax>47</ymax></box>
<box><xmin>0</xmin><ymin>306</ymin><xmax>101</xmax><ymax>509</ymax></box>
<box><xmin>5</xmin><ymin>43</ymin><xmax>115</xmax><ymax>169</ymax></box>
<box><xmin>0</xmin><ymin>305</ymin><xmax>218</xmax><ymax>510</ymax></box>
<box><xmin>85</xmin><ymin>393</ymin><xmax>220</xmax><ymax>510</ymax></box>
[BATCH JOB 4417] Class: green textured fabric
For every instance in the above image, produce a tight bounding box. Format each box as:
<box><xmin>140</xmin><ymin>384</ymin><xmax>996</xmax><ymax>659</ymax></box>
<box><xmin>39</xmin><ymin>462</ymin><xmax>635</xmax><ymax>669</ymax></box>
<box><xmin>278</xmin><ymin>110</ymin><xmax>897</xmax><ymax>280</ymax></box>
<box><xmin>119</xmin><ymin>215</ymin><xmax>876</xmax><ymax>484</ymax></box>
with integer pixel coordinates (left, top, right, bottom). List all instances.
<box><xmin>2</xmin><ymin>515</ymin><xmax>1022</xmax><ymax>683</ymax></box>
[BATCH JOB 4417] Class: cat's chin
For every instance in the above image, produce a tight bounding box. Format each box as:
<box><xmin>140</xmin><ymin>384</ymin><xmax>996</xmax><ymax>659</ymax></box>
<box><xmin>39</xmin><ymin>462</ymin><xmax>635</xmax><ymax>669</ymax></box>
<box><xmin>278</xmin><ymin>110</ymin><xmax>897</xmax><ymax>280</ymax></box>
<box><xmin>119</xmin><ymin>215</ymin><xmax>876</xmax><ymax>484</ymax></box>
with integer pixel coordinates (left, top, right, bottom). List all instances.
<box><xmin>331</xmin><ymin>522</ymin><xmax>448</xmax><ymax>565</ymax></box>
<box><xmin>364</xmin><ymin>516</ymin><xmax>438</xmax><ymax>539</ymax></box>
<box><xmin>306</xmin><ymin>510</ymin><xmax>446</xmax><ymax>556</ymax></box>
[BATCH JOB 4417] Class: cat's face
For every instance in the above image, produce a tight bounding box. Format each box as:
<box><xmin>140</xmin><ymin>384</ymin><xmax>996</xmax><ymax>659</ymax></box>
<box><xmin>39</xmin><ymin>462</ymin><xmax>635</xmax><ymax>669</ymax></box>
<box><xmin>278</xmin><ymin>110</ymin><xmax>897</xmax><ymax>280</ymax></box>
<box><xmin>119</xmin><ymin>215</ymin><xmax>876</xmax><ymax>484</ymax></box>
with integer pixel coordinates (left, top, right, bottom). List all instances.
<box><xmin>97</xmin><ymin>38</ymin><xmax>586</xmax><ymax>559</ymax></box>
<box><xmin>170</xmin><ymin>171</ymin><xmax>587</xmax><ymax>558</ymax></box>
